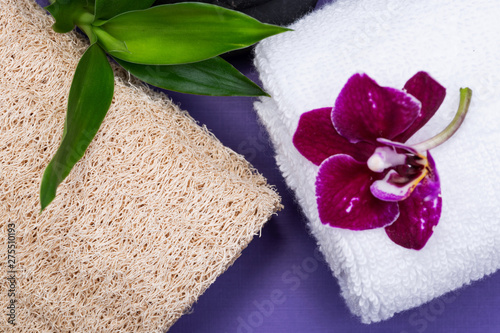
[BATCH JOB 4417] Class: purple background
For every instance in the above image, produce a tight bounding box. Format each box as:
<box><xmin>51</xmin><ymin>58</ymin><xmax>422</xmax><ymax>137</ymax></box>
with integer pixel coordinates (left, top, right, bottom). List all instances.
<box><xmin>35</xmin><ymin>0</ymin><xmax>500</xmax><ymax>332</ymax></box>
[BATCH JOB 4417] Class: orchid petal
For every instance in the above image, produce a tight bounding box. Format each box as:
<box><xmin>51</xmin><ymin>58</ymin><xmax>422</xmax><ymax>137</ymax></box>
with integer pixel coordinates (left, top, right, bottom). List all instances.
<box><xmin>370</xmin><ymin>168</ymin><xmax>427</xmax><ymax>202</ymax></box>
<box><xmin>385</xmin><ymin>153</ymin><xmax>441</xmax><ymax>250</ymax></box>
<box><xmin>331</xmin><ymin>73</ymin><xmax>421</xmax><ymax>144</ymax></box>
<box><xmin>395</xmin><ymin>71</ymin><xmax>446</xmax><ymax>142</ymax></box>
<box><xmin>293</xmin><ymin>107</ymin><xmax>375</xmax><ymax>165</ymax></box>
<box><xmin>316</xmin><ymin>154</ymin><xmax>400</xmax><ymax>230</ymax></box>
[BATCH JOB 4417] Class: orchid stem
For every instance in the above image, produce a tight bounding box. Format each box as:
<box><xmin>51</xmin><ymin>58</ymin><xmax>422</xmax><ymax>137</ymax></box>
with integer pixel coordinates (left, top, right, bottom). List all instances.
<box><xmin>411</xmin><ymin>87</ymin><xmax>472</xmax><ymax>152</ymax></box>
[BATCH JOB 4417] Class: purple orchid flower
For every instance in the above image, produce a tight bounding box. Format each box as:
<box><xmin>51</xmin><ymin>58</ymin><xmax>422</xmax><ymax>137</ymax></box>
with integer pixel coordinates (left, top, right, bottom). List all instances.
<box><xmin>293</xmin><ymin>72</ymin><xmax>471</xmax><ymax>250</ymax></box>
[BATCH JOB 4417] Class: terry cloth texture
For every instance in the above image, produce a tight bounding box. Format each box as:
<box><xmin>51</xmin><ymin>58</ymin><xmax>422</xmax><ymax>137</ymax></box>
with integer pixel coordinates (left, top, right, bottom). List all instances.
<box><xmin>0</xmin><ymin>0</ymin><xmax>281</xmax><ymax>332</ymax></box>
<box><xmin>254</xmin><ymin>0</ymin><xmax>500</xmax><ymax>324</ymax></box>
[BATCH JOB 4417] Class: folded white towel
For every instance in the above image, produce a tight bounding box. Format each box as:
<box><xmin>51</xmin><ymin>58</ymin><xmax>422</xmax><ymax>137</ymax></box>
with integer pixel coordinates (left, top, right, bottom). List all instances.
<box><xmin>254</xmin><ymin>0</ymin><xmax>500</xmax><ymax>323</ymax></box>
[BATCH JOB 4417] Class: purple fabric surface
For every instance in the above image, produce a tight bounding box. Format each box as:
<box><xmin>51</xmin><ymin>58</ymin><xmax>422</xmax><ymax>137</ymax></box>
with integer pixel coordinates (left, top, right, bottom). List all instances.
<box><xmin>34</xmin><ymin>0</ymin><xmax>500</xmax><ymax>332</ymax></box>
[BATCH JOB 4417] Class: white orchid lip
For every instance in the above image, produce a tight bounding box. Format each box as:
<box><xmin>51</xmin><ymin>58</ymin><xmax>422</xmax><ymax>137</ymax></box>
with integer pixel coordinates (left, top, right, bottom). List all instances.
<box><xmin>368</xmin><ymin>87</ymin><xmax>472</xmax><ymax>202</ymax></box>
<box><xmin>371</xmin><ymin>168</ymin><xmax>428</xmax><ymax>201</ymax></box>
<box><xmin>369</xmin><ymin>148</ymin><xmax>430</xmax><ymax>202</ymax></box>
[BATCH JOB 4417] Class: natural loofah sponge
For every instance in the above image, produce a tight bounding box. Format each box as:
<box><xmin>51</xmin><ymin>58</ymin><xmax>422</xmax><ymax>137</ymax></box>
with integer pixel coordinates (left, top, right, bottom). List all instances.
<box><xmin>0</xmin><ymin>0</ymin><xmax>281</xmax><ymax>332</ymax></box>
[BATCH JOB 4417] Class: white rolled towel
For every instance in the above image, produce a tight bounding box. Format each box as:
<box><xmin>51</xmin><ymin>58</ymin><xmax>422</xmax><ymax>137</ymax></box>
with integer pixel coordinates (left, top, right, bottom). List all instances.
<box><xmin>254</xmin><ymin>0</ymin><xmax>500</xmax><ymax>323</ymax></box>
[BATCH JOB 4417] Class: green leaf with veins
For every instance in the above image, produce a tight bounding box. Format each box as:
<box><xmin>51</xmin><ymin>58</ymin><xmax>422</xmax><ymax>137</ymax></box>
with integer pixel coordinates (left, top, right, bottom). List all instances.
<box><xmin>96</xmin><ymin>3</ymin><xmax>291</xmax><ymax>65</ymax></box>
<box><xmin>115</xmin><ymin>56</ymin><xmax>268</xmax><ymax>96</ymax></box>
<box><xmin>40</xmin><ymin>44</ymin><xmax>114</xmax><ymax>211</ymax></box>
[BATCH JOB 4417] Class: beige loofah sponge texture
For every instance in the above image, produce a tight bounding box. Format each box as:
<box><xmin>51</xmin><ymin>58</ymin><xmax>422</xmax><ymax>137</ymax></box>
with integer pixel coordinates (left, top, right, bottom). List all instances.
<box><xmin>0</xmin><ymin>0</ymin><xmax>281</xmax><ymax>332</ymax></box>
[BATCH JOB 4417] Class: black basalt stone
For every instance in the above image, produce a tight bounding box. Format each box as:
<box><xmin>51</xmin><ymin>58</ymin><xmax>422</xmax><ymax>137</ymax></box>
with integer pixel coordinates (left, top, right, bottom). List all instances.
<box><xmin>154</xmin><ymin>0</ymin><xmax>318</xmax><ymax>26</ymax></box>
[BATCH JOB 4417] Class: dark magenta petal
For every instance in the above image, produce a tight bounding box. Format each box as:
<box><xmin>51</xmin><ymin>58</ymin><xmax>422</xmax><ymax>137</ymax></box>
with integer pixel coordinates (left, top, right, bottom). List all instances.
<box><xmin>385</xmin><ymin>153</ymin><xmax>441</xmax><ymax>250</ymax></box>
<box><xmin>332</xmin><ymin>73</ymin><xmax>421</xmax><ymax>144</ymax></box>
<box><xmin>395</xmin><ymin>71</ymin><xmax>446</xmax><ymax>142</ymax></box>
<box><xmin>316</xmin><ymin>154</ymin><xmax>400</xmax><ymax>230</ymax></box>
<box><xmin>293</xmin><ymin>107</ymin><xmax>375</xmax><ymax>165</ymax></box>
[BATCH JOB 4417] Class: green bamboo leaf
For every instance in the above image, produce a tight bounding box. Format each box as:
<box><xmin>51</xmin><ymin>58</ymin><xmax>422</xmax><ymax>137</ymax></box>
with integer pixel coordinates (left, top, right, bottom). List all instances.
<box><xmin>46</xmin><ymin>0</ymin><xmax>89</xmax><ymax>33</ymax></box>
<box><xmin>115</xmin><ymin>56</ymin><xmax>268</xmax><ymax>96</ymax></box>
<box><xmin>94</xmin><ymin>0</ymin><xmax>156</xmax><ymax>20</ymax></box>
<box><xmin>40</xmin><ymin>44</ymin><xmax>114</xmax><ymax>211</ymax></box>
<box><xmin>97</xmin><ymin>3</ymin><xmax>291</xmax><ymax>65</ymax></box>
